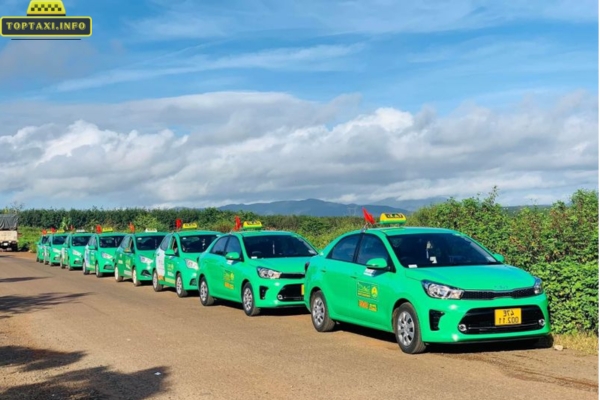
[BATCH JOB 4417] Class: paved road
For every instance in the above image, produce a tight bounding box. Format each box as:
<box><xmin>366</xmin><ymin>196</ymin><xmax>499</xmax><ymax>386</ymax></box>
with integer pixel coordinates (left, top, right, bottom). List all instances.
<box><xmin>0</xmin><ymin>253</ymin><xmax>597</xmax><ymax>399</ymax></box>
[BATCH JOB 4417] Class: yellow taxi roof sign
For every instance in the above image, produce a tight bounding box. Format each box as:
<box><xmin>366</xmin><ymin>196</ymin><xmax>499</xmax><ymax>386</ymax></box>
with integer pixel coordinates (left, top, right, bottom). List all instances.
<box><xmin>145</xmin><ymin>228</ymin><xmax>158</xmax><ymax>232</ymax></box>
<box><xmin>102</xmin><ymin>227</ymin><xmax>114</xmax><ymax>233</ymax></box>
<box><xmin>56</xmin><ymin>229</ymin><xmax>65</xmax><ymax>233</ymax></box>
<box><xmin>27</xmin><ymin>1</ymin><xmax>66</xmax><ymax>16</ymax></box>
<box><xmin>182</xmin><ymin>223</ymin><xmax>198</xmax><ymax>230</ymax></box>
<box><xmin>379</xmin><ymin>213</ymin><xmax>407</xmax><ymax>225</ymax></box>
<box><xmin>242</xmin><ymin>221</ymin><xmax>262</xmax><ymax>230</ymax></box>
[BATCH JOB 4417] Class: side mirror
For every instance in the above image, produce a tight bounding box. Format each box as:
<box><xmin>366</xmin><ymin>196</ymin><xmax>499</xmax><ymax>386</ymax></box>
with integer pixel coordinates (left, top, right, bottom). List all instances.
<box><xmin>225</xmin><ymin>252</ymin><xmax>240</xmax><ymax>261</ymax></box>
<box><xmin>165</xmin><ymin>249</ymin><xmax>176</xmax><ymax>257</ymax></box>
<box><xmin>493</xmin><ymin>253</ymin><xmax>505</xmax><ymax>263</ymax></box>
<box><xmin>366</xmin><ymin>258</ymin><xmax>388</xmax><ymax>269</ymax></box>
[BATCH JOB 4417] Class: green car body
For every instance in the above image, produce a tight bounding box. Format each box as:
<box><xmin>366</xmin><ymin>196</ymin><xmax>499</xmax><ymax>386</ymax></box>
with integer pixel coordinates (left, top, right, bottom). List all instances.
<box><xmin>60</xmin><ymin>232</ymin><xmax>93</xmax><ymax>270</ymax></box>
<box><xmin>35</xmin><ymin>234</ymin><xmax>49</xmax><ymax>263</ymax></box>
<box><xmin>197</xmin><ymin>230</ymin><xmax>319</xmax><ymax>316</ymax></box>
<box><xmin>44</xmin><ymin>233</ymin><xmax>69</xmax><ymax>266</ymax></box>
<box><xmin>114</xmin><ymin>232</ymin><xmax>168</xmax><ymax>286</ymax></box>
<box><xmin>303</xmin><ymin>226</ymin><xmax>551</xmax><ymax>354</ymax></box>
<box><xmin>83</xmin><ymin>232</ymin><xmax>126</xmax><ymax>277</ymax></box>
<box><xmin>152</xmin><ymin>230</ymin><xmax>221</xmax><ymax>297</ymax></box>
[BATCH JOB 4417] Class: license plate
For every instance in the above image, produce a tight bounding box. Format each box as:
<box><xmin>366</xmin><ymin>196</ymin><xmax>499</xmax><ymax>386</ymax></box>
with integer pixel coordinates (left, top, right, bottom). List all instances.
<box><xmin>494</xmin><ymin>308</ymin><xmax>522</xmax><ymax>326</ymax></box>
<box><xmin>300</xmin><ymin>284</ymin><xmax>304</xmax><ymax>295</ymax></box>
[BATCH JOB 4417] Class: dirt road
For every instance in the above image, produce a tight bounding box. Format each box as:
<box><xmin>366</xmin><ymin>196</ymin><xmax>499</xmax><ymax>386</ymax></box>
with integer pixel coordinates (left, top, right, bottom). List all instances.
<box><xmin>0</xmin><ymin>253</ymin><xmax>597</xmax><ymax>399</ymax></box>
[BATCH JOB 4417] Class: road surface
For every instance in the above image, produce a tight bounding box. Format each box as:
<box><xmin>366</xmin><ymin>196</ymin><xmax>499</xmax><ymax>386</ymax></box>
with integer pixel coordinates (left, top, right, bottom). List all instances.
<box><xmin>0</xmin><ymin>253</ymin><xmax>597</xmax><ymax>399</ymax></box>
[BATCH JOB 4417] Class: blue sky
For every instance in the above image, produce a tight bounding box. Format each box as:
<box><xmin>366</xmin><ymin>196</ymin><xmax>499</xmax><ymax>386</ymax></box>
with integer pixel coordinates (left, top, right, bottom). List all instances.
<box><xmin>0</xmin><ymin>0</ymin><xmax>597</xmax><ymax>209</ymax></box>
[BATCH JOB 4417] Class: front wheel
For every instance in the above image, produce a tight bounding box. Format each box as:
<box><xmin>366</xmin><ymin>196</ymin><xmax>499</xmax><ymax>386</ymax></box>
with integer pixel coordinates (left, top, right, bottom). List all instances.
<box><xmin>95</xmin><ymin>263</ymin><xmax>103</xmax><ymax>278</ymax></box>
<box><xmin>115</xmin><ymin>266</ymin><xmax>123</xmax><ymax>282</ymax></box>
<box><xmin>83</xmin><ymin>261</ymin><xmax>89</xmax><ymax>275</ymax></box>
<box><xmin>132</xmin><ymin>267</ymin><xmax>141</xmax><ymax>287</ymax></box>
<box><xmin>394</xmin><ymin>303</ymin><xmax>426</xmax><ymax>354</ymax></box>
<box><xmin>310</xmin><ymin>291</ymin><xmax>335</xmax><ymax>332</ymax></box>
<box><xmin>199</xmin><ymin>276</ymin><xmax>215</xmax><ymax>306</ymax></box>
<box><xmin>242</xmin><ymin>282</ymin><xmax>260</xmax><ymax>316</ymax></box>
<box><xmin>152</xmin><ymin>270</ymin><xmax>163</xmax><ymax>292</ymax></box>
<box><xmin>175</xmin><ymin>273</ymin><xmax>188</xmax><ymax>298</ymax></box>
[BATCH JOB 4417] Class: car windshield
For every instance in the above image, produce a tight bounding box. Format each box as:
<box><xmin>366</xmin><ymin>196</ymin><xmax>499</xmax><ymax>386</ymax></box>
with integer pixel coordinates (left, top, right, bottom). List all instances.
<box><xmin>386</xmin><ymin>233</ymin><xmax>500</xmax><ymax>268</ymax></box>
<box><xmin>243</xmin><ymin>235</ymin><xmax>317</xmax><ymax>259</ymax></box>
<box><xmin>99</xmin><ymin>236</ymin><xmax>123</xmax><ymax>248</ymax></box>
<box><xmin>52</xmin><ymin>235</ymin><xmax>67</xmax><ymax>245</ymax></box>
<box><xmin>136</xmin><ymin>235</ymin><xmax>166</xmax><ymax>251</ymax></box>
<box><xmin>180</xmin><ymin>235</ymin><xmax>218</xmax><ymax>253</ymax></box>
<box><xmin>41</xmin><ymin>236</ymin><xmax>48</xmax><ymax>244</ymax></box>
<box><xmin>72</xmin><ymin>235</ymin><xmax>91</xmax><ymax>246</ymax></box>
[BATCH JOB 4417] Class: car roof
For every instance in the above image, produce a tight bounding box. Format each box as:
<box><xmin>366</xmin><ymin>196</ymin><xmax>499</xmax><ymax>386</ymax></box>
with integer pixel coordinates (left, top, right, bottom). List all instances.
<box><xmin>347</xmin><ymin>226</ymin><xmax>458</xmax><ymax>236</ymax></box>
<box><xmin>132</xmin><ymin>232</ymin><xmax>168</xmax><ymax>237</ymax></box>
<box><xmin>97</xmin><ymin>232</ymin><xmax>125</xmax><ymax>236</ymax></box>
<box><xmin>234</xmin><ymin>230</ymin><xmax>295</xmax><ymax>237</ymax></box>
<box><xmin>176</xmin><ymin>230</ymin><xmax>221</xmax><ymax>237</ymax></box>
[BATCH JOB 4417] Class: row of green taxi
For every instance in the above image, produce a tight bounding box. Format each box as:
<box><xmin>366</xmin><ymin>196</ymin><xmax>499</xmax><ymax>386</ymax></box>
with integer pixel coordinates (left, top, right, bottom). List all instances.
<box><xmin>35</xmin><ymin>214</ymin><xmax>551</xmax><ymax>354</ymax></box>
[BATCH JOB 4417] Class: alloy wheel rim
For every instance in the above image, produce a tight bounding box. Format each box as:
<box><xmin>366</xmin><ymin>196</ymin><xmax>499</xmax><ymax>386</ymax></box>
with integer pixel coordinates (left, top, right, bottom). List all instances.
<box><xmin>200</xmin><ymin>281</ymin><xmax>207</xmax><ymax>301</ymax></box>
<box><xmin>243</xmin><ymin>288</ymin><xmax>253</xmax><ymax>311</ymax></box>
<box><xmin>176</xmin><ymin>276</ymin><xmax>182</xmax><ymax>294</ymax></box>
<box><xmin>397</xmin><ymin>311</ymin><xmax>415</xmax><ymax>347</ymax></box>
<box><xmin>153</xmin><ymin>273</ymin><xmax>157</xmax><ymax>287</ymax></box>
<box><xmin>133</xmin><ymin>270</ymin><xmax>137</xmax><ymax>284</ymax></box>
<box><xmin>312</xmin><ymin>297</ymin><xmax>325</xmax><ymax>326</ymax></box>
<box><xmin>115</xmin><ymin>268</ymin><xmax>119</xmax><ymax>280</ymax></box>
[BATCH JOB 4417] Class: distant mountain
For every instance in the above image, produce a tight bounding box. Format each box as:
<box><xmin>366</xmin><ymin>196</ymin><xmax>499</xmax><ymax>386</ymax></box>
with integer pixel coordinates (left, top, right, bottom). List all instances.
<box><xmin>218</xmin><ymin>199</ymin><xmax>410</xmax><ymax>217</ymax></box>
<box><xmin>371</xmin><ymin>196</ymin><xmax>448</xmax><ymax>212</ymax></box>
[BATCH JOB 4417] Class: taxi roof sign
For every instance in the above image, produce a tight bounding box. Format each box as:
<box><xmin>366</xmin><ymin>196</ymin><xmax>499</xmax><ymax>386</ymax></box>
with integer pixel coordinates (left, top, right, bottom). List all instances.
<box><xmin>181</xmin><ymin>223</ymin><xmax>198</xmax><ymax>230</ymax></box>
<box><xmin>56</xmin><ymin>229</ymin><xmax>65</xmax><ymax>233</ymax></box>
<box><xmin>145</xmin><ymin>228</ymin><xmax>158</xmax><ymax>232</ymax></box>
<box><xmin>242</xmin><ymin>221</ymin><xmax>262</xmax><ymax>230</ymax></box>
<box><xmin>27</xmin><ymin>1</ymin><xmax>67</xmax><ymax>16</ymax></box>
<box><xmin>101</xmin><ymin>227</ymin><xmax>114</xmax><ymax>233</ymax></box>
<box><xmin>378</xmin><ymin>213</ymin><xmax>407</xmax><ymax>225</ymax></box>
<box><xmin>75</xmin><ymin>229</ymin><xmax>86</xmax><ymax>233</ymax></box>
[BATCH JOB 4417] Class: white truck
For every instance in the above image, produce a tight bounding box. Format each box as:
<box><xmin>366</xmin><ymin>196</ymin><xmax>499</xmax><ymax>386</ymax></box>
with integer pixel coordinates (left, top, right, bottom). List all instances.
<box><xmin>0</xmin><ymin>214</ymin><xmax>18</xmax><ymax>251</ymax></box>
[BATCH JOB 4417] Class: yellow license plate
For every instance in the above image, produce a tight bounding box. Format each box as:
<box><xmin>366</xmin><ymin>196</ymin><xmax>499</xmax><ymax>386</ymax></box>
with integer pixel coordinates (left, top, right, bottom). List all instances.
<box><xmin>494</xmin><ymin>308</ymin><xmax>522</xmax><ymax>326</ymax></box>
<box><xmin>300</xmin><ymin>284</ymin><xmax>304</xmax><ymax>295</ymax></box>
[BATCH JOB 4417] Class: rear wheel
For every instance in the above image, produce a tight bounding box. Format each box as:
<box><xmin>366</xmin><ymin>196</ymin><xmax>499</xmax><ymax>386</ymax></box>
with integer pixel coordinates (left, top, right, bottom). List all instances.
<box><xmin>393</xmin><ymin>303</ymin><xmax>426</xmax><ymax>354</ymax></box>
<box><xmin>242</xmin><ymin>282</ymin><xmax>260</xmax><ymax>316</ymax></box>
<box><xmin>114</xmin><ymin>266</ymin><xmax>123</xmax><ymax>282</ymax></box>
<box><xmin>132</xmin><ymin>268</ymin><xmax>141</xmax><ymax>287</ymax></box>
<box><xmin>152</xmin><ymin>270</ymin><xmax>163</xmax><ymax>292</ymax></box>
<box><xmin>310</xmin><ymin>291</ymin><xmax>335</xmax><ymax>332</ymax></box>
<box><xmin>175</xmin><ymin>273</ymin><xmax>188</xmax><ymax>298</ymax></box>
<box><xmin>199</xmin><ymin>276</ymin><xmax>215</xmax><ymax>306</ymax></box>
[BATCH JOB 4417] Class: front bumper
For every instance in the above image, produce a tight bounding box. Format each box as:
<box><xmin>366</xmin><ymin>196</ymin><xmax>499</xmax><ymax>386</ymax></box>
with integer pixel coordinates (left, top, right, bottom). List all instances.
<box><xmin>135</xmin><ymin>262</ymin><xmax>154</xmax><ymax>281</ymax></box>
<box><xmin>417</xmin><ymin>294</ymin><xmax>551</xmax><ymax>343</ymax></box>
<box><xmin>254</xmin><ymin>279</ymin><xmax>305</xmax><ymax>308</ymax></box>
<box><xmin>99</xmin><ymin>259</ymin><xmax>115</xmax><ymax>272</ymax></box>
<box><xmin>68</xmin><ymin>257</ymin><xmax>83</xmax><ymax>267</ymax></box>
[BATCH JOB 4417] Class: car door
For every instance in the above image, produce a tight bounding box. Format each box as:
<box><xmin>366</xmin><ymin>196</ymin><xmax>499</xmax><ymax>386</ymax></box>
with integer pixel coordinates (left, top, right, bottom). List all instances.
<box><xmin>164</xmin><ymin>235</ymin><xmax>180</xmax><ymax>285</ymax></box>
<box><xmin>203</xmin><ymin>236</ymin><xmax>229</xmax><ymax>298</ymax></box>
<box><xmin>62</xmin><ymin>235</ymin><xmax>70</xmax><ymax>265</ymax></box>
<box><xmin>117</xmin><ymin>236</ymin><xmax>131</xmax><ymax>276</ymax></box>
<box><xmin>84</xmin><ymin>235</ymin><xmax>95</xmax><ymax>267</ymax></box>
<box><xmin>155</xmin><ymin>234</ymin><xmax>171</xmax><ymax>281</ymax></box>
<box><xmin>321</xmin><ymin>233</ymin><xmax>362</xmax><ymax>319</ymax></box>
<box><xmin>351</xmin><ymin>233</ymin><xmax>396</xmax><ymax>329</ymax></box>
<box><xmin>221</xmin><ymin>236</ymin><xmax>244</xmax><ymax>301</ymax></box>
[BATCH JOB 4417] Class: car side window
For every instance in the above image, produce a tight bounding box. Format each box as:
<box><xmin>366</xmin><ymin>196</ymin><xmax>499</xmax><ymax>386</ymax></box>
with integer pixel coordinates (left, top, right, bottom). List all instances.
<box><xmin>159</xmin><ymin>235</ymin><xmax>170</xmax><ymax>251</ymax></box>
<box><xmin>328</xmin><ymin>234</ymin><xmax>360</xmax><ymax>263</ymax></box>
<box><xmin>170</xmin><ymin>236</ymin><xmax>179</xmax><ymax>255</ymax></box>
<box><xmin>89</xmin><ymin>236</ymin><xmax>95</xmax><ymax>247</ymax></box>
<box><xmin>210</xmin><ymin>236</ymin><xmax>229</xmax><ymax>256</ymax></box>
<box><xmin>225</xmin><ymin>236</ymin><xmax>242</xmax><ymax>256</ymax></box>
<box><xmin>356</xmin><ymin>234</ymin><xmax>391</xmax><ymax>266</ymax></box>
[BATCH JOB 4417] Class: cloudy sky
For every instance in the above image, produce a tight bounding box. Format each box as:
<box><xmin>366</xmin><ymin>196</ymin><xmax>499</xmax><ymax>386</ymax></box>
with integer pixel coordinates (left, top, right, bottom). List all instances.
<box><xmin>0</xmin><ymin>0</ymin><xmax>597</xmax><ymax>209</ymax></box>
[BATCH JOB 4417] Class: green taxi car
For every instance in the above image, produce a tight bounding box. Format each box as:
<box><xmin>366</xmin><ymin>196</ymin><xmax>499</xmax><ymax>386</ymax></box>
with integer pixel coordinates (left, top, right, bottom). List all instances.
<box><xmin>152</xmin><ymin>223</ymin><xmax>220</xmax><ymax>298</ymax></box>
<box><xmin>303</xmin><ymin>213</ymin><xmax>551</xmax><ymax>354</ymax></box>
<box><xmin>82</xmin><ymin>228</ymin><xmax>126</xmax><ymax>278</ymax></box>
<box><xmin>35</xmin><ymin>233</ymin><xmax>49</xmax><ymax>263</ymax></box>
<box><xmin>114</xmin><ymin>230</ymin><xmax>168</xmax><ymax>286</ymax></box>
<box><xmin>44</xmin><ymin>230</ymin><xmax>68</xmax><ymax>266</ymax></box>
<box><xmin>198</xmin><ymin>221</ymin><xmax>318</xmax><ymax>316</ymax></box>
<box><xmin>60</xmin><ymin>230</ymin><xmax>93</xmax><ymax>270</ymax></box>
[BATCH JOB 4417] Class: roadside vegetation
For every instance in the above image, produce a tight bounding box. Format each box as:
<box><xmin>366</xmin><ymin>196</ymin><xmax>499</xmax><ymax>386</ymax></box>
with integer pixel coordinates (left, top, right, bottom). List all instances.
<box><xmin>7</xmin><ymin>188</ymin><xmax>598</xmax><ymax>353</ymax></box>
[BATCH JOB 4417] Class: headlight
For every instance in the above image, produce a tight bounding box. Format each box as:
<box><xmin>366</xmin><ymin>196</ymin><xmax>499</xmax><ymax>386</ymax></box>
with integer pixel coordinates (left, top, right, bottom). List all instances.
<box><xmin>257</xmin><ymin>267</ymin><xmax>281</xmax><ymax>279</ymax></box>
<box><xmin>185</xmin><ymin>259</ymin><xmax>198</xmax><ymax>269</ymax></box>
<box><xmin>422</xmin><ymin>281</ymin><xmax>463</xmax><ymax>299</ymax></box>
<box><xmin>101</xmin><ymin>252</ymin><xmax>113</xmax><ymax>260</ymax></box>
<box><xmin>139</xmin><ymin>256</ymin><xmax>153</xmax><ymax>264</ymax></box>
<box><xmin>533</xmin><ymin>277</ymin><xmax>543</xmax><ymax>295</ymax></box>
<box><xmin>72</xmin><ymin>250</ymin><xmax>82</xmax><ymax>256</ymax></box>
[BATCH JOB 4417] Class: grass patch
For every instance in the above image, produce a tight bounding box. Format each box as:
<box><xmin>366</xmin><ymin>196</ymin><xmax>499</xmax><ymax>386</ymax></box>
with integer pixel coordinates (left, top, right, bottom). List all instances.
<box><xmin>553</xmin><ymin>332</ymin><xmax>598</xmax><ymax>355</ymax></box>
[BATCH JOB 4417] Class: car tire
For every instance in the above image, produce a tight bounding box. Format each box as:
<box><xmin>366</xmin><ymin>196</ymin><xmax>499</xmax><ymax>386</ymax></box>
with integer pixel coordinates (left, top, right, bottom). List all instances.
<box><xmin>393</xmin><ymin>303</ymin><xmax>426</xmax><ymax>354</ymax></box>
<box><xmin>83</xmin><ymin>261</ymin><xmax>89</xmax><ymax>275</ymax></box>
<box><xmin>115</xmin><ymin>266</ymin><xmax>123</xmax><ymax>282</ymax></box>
<box><xmin>310</xmin><ymin>290</ymin><xmax>336</xmax><ymax>332</ymax></box>
<box><xmin>175</xmin><ymin>273</ymin><xmax>188</xmax><ymax>298</ymax></box>
<box><xmin>60</xmin><ymin>258</ymin><xmax>65</xmax><ymax>269</ymax></box>
<box><xmin>152</xmin><ymin>270</ymin><xmax>163</xmax><ymax>292</ymax></box>
<box><xmin>95</xmin><ymin>263</ymin><xmax>103</xmax><ymax>278</ymax></box>
<box><xmin>68</xmin><ymin>263</ymin><xmax>73</xmax><ymax>271</ymax></box>
<box><xmin>132</xmin><ymin>267</ymin><xmax>141</xmax><ymax>287</ymax></box>
<box><xmin>199</xmin><ymin>276</ymin><xmax>215</xmax><ymax>306</ymax></box>
<box><xmin>242</xmin><ymin>282</ymin><xmax>260</xmax><ymax>317</ymax></box>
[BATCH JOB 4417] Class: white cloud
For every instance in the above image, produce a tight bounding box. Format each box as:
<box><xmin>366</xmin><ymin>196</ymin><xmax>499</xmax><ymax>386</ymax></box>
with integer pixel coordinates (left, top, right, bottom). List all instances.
<box><xmin>0</xmin><ymin>90</ymin><xmax>597</xmax><ymax>208</ymax></box>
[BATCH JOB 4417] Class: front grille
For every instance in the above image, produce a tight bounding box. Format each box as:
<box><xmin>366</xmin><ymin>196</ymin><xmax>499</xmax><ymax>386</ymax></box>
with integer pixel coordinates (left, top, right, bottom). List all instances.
<box><xmin>277</xmin><ymin>284</ymin><xmax>303</xmax><ymax>302</ymax></box>
<box><xmin>461</xmin><ymin>287</ymin><xmax>536</xmax><ymax>300</ymax></box>
<box><xmin>280</xmin><ymin>272</ymin><xmax>305</xmax><ymax>279</ymax></box>
<box><xmin>459</xmin><ymin>305</ymin><xmax>544</xmax><ymax>334</ymax></box>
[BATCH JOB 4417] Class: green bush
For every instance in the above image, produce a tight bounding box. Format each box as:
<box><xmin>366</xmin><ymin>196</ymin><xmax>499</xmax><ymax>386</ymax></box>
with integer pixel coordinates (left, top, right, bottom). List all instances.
<box><xmin>527</xmin><ymin>262</ymin><xmax>598</xmax><ymax>334</ymax></box>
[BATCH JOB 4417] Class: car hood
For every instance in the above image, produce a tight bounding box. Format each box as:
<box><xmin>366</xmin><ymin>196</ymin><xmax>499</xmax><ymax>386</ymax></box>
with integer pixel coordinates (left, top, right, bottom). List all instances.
<box><xmin>246</xmin><ymin>257</ymin><xmax>312</xmax><ymax>274</ymax></box>
<box><xmin>405</xmin><ymin>265</ymin><xmax>535</xmax><ymax>291</ymax></box>
<box><xmin>99</xmin><ymin>248</ymin><xmax>118</xmax><ymax>256</ymax></box>
<box><xmin>70</xmin><ymin>246</ymin><xmax>87</xmax><ymax>252</ymax></box>
<box><xmin>135</xmin><ymin>250</ymin><xmax>156</xmax><ymax>258</ymax></box>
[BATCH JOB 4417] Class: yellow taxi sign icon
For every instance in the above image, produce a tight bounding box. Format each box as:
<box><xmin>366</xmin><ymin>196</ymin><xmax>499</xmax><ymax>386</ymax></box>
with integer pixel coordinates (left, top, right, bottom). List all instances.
<box><xmin>102</xmin><ymin>227</ymin><xmax>114</xmax><ymax>233</ymax></box>
<box><xmin>1</xmin><ymin>0</ymin><xmax>92</xmax><ymax>38</ymax></box>
<box><xmin>182</xmin><ymin>223</ymin><xmax>198</xmax><ymax>230</ymax></box>
<box><xmin>242</xmin><ymin>221</ymin><xmax>262</xmax><ymax>230</ymax></box>
<box><xmin>379</xmin><ymin>213</ymin><xmax>407</xmax><ymax>225</ymax></box>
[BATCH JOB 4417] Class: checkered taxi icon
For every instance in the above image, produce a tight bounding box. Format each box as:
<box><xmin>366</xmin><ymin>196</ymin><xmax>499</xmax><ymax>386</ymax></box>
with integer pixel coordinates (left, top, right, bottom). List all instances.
<box><xmin>26</xmin><ymin>1</ymin><xmax>67</xmax><ymax>16</ymax></box>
